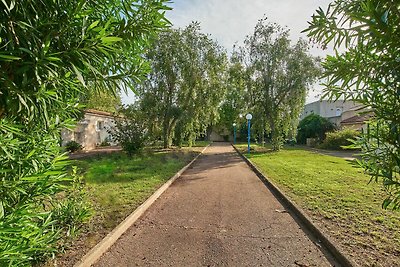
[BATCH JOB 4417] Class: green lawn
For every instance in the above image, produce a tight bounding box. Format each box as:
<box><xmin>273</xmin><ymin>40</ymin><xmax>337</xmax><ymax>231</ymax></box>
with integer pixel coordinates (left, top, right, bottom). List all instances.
<box><xmin>236</xmin><ymin>144</ymin><xmax>400</xmax><ymax>267</ymax></box>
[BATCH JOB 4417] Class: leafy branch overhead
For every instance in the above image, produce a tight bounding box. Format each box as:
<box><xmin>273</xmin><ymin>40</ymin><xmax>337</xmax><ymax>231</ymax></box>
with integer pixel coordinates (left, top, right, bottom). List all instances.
<box><xmin>0</xmin><ymin>0</ymin><xmax>171</xmax><ymax>122</ymax></box>
<box><xmin>304</xmin><ymin>0</ymin><xmax>400</xmax><ymax>209</ymax></box>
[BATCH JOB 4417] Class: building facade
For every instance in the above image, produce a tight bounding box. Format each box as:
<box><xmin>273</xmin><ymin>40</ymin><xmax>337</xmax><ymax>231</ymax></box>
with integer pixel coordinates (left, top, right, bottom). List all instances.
<box><xmin>300</xmin><ymin>100</ymin><xmax>360</xmax><ymax>126</ymax></box>
<box><xmin>61</xmin><ymin>109</ymin><xmax>117</xmax><ymax>151</ymax></box>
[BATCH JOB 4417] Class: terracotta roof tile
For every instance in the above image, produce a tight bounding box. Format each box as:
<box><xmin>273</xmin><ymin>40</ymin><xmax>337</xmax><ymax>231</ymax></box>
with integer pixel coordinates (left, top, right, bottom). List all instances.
<box><xmin>341</xmin><ymin>112</ymin><xmax>374</xmax><ymax>124</ymax></box>
<box><xmin>85</xmin><ymin>109</ymin><xmax>114</xmax><ymax>117</ymax></box>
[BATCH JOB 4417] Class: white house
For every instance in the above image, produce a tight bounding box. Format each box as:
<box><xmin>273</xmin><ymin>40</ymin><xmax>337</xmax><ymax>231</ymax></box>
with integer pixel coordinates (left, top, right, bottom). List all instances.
<box><xmin>300</xmin><ymin>100</ymin><xmax>360</xmax><ymax>126</ymax></box>
<box><xmin>340</xmin><ymin>105</ymin><xmax>374</xmax><ymax>130</ymax></box>
<box><xmin>61</xmin><ymin>109</ymin><xmax>117</xmax><ymax>151</ymax></box>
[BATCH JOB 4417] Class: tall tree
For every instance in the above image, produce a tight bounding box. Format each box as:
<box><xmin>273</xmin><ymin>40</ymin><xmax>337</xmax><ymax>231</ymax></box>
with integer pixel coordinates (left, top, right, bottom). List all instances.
<box><xmin>240</xmin><ymin>19</ymin><xmax>320</xmax><ymax>150</ymax></box>
<box><xmin>0</xmin><ymin>0</ymin><xmax>169</xmax><ymax>264</ymax></box>
<box><xmin>304</xmin><ymin>0</ymin><xmax>400</xmax><ymax>208</ymax></box>
<box><xmin>83</xmin><ymin>90</ymin><xmax>122</xmax><ymax>113</ymax></box>
<box><xmin>138</xmin><ymin>23</ymin><xmax>228</xmax><ymax>148</ymax></box>
<box><xmin>217</xmin><ymin>54</ymin><xmax>247</xmax><ymax>135</ymax></box>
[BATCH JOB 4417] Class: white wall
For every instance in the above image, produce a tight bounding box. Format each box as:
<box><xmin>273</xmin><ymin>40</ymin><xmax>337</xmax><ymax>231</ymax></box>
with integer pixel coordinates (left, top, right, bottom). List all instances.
<box><xmin>61</xmin><ymin>112</ymin><xmax>117</xmax><ymax>150</ymax></box>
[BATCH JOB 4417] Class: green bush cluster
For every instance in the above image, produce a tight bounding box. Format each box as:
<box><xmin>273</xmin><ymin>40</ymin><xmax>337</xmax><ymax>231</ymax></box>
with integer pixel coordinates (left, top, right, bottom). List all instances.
<box><xmin>297</xmin><ymin>114</ymin><xmax>335</xmax><ymax>144</ymax></box>
<box><xmin>111</xmin><ymin>106</ymin><xmax>147</xmax><ymax>156</ymax></box>
<box><xmin>319</xmin><ymin>128</ymin><xmax>360</xmax><ymax>150</ymax></box>
<box><xmin>65</xmin><ymin>140</ymin><xmax>83</xmax><ymax>152</ymax></box>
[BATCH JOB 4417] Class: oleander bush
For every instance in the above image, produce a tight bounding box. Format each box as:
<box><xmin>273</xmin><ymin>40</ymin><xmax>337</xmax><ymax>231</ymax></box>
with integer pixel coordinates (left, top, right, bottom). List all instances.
<box><xmin>0</xmin><ymin>0</ymin><xmax>169</xmax><ymax>265</ymax></box>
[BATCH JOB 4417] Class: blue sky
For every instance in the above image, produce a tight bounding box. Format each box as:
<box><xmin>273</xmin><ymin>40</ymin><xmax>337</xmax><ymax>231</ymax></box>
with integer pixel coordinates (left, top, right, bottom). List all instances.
<box><xmin>122</xmin><ymin>0</ymin><xmax>333</xmax><ymax>104</ymax></box>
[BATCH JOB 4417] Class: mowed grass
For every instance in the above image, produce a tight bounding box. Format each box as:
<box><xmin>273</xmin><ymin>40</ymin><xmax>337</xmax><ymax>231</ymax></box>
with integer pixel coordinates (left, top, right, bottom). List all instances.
<box><xmin>236</xmin><ymin>144</ymin><xmax>400</xmax><ymax>267</ymax></box>
<box><xmin>75</xmin><ymin>146</ymin><xmax>205</xmax><ymax>230</ymax></box>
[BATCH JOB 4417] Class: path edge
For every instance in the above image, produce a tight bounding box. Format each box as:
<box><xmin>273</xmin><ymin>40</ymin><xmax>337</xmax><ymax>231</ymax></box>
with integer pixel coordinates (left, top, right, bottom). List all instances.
<box><xmin>232</xmin><ymin>145</ymin><xmax>355</xmax><ymax>267</ymax></box>
<box><xmin>74</xmin><ymin>144</ymin><xmax>210</xmax><ymax>267</ymax></box>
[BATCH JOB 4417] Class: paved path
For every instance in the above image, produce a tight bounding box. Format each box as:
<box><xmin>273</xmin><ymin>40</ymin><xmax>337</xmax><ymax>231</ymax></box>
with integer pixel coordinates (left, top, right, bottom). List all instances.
<box><xmin>95</xmin><ymin>143</ymin><xmax>333</xmax><ymax>267</ymax></box>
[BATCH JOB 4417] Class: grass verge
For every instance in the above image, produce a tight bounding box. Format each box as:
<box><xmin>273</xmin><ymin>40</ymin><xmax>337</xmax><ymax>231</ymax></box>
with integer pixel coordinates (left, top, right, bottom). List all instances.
<box><xmin>52</xmin><ymin>144</ymin><xmax>207</xmax><ymax>266</ymax></box>
<box><xmin>236</xmin><ymin>144</ymin><xmax>400</xmax><ymax>267</ymax></box>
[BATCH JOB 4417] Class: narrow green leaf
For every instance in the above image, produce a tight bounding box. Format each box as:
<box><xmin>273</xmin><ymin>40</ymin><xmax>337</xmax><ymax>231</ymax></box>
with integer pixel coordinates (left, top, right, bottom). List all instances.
<box><xmin>71</xmin><ymin>64</ymin><xmax>86</xmax><ymax>87</ymax></box>
<box><xmin>43</xmin><ymin>37</ymin><xmax>51</xmax><ymax>55</ymax></box>
<box><xmin>0</xmin><ymin>201</ymin><xmax>4</xmax><ymax>219</ymax></box>
<box><xmin>0</xmin><ymin>54</ymin><xmax>21</xmax><ymax>61</ymax></box>
<box><xmin>101</xmin><ymin>36</ymin><xmax>123</xmax><ymax>44</ymax></box>
<box><xmin>88</xmin><ymin>20</ymin><xmax>100</xmax><ymax>30</ymax></box>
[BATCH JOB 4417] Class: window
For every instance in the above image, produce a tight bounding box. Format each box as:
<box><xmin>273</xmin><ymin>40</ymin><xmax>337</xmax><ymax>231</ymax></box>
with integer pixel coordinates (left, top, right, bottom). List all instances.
<box><xmin>96</xmin><ymin>121</ymin><xmax>104</xmax><ymax>131</ymax></box>
<box><xmin>74</xmin><ymin>131</ymin><xmax>83</xmax><ymax>143</ymax></box>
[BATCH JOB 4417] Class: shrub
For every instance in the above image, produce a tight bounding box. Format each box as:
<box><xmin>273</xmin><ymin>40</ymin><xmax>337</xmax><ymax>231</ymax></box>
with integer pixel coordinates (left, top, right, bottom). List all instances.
<box><xmin>99</xmin><ymin>139</ymin><xmax>111</xmax><ymax>147</ymax></box>
<box><xmin>110</xmin><ymin>106</ymin><xmax>147</xmax><ymax>156</ymax></box>
<box><xmin>65</xmin><ymin>140</ymin><xmax>83</xmax><ymax>153</ymax></box>
<box><xmin>297</xmin><ymin>114</ymin><xmax>335</xmax><ymax>144</ymax></box>
<box><xmin>319</xmin><ymin>128</ymin><xmax>360</xmax><ymax>150</ymax></box>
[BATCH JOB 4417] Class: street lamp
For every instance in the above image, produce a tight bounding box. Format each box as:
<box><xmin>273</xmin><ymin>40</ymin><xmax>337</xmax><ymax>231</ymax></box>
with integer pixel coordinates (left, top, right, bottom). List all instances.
<box><xmin>232</xmin><ymin>123</ymin><xmax>237</xmax><ymax>144</ymax></box>
<box><xmin>246</xmin><ymin>113</ymin><xmax>252</xmax><ymax>153</ymax></box>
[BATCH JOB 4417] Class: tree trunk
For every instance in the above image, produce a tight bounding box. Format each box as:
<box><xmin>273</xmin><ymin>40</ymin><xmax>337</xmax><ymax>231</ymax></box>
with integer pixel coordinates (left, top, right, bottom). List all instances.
<box><xmin>162</xmin><ymin>120</ymin><xmax>170</xmax><ymax>148</ymax></box>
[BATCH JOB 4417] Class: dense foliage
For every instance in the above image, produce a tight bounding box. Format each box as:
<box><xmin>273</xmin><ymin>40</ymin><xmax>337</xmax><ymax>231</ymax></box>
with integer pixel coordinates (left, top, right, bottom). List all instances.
<box><xmin>65</xmin><ymin>140</ymin><xmax>83</xmax><ymax>153</ymax></box>
<box><xmin>217</xmin><ymin>58</ymin><xmax>247</xmax><ymax>135</ymax></box>
<box><xmin>238</xmin><ymin>18</ymin><xmax>321</xmax><ymax>150</ymax></box>
<box><xmin>137</xmin><ymin>23</ymin><xmax>228</xmax><ymax>148</ymax></box>
<box><xmin>319</xmin><ymin>128</ymin><xmax>360</xmax><ymax>150</ymax></box>
<box><xmin>297</xmin><ymin>114</ymin><xmax>335</xmax><ymax>144</ymax></box>
<box><xmin>83</xmin><ymin>90</ymin><xmax>122</xmax><ymax>113</ymax></box>
<box><xmin>111</xmin><ymin>106</ymin><xmax>148</xmax><ymax>156</ymax></box>
<box><xmin>0</xmin><ymin>0</ymin><xmax>169</xmax><ymax>265</ymax></box>
<box><xmin>305</xmin><ymin>0</ymin><xmax>400</xmax><ymax>208</ymax></box>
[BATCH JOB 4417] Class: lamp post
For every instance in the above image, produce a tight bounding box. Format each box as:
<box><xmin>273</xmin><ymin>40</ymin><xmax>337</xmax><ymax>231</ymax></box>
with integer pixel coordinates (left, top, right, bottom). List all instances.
<box><xmin>232</xmin><ymin>123</ymin><xmax>237</xmax><ymax>144</ymax></box>
<box><xmin>246</xmin><ymin>113</ymin><xmax>252</xmax><ymax>153</ymax></box>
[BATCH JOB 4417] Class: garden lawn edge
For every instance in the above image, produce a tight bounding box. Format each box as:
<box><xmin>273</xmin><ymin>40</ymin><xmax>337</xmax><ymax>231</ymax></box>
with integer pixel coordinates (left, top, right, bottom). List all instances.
<box><xmin>232</xmin><ymin>145</ymin><xmax>356</xmax><ymax>267</ymax></box>
<box><xmin>74</xmin><ymin>144</ymin><xmax>210</xmax><ymax>267</ymax></box>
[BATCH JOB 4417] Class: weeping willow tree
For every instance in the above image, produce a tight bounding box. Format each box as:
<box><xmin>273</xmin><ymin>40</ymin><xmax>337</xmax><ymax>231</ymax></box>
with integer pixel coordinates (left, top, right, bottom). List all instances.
<box><xmin>138</xmin><ymin>23</ymin><xmax>228</xmax><ymax>148</ymax></box>
<box><xmin>0</xmin><ymin>0</ymin><xmax>169</xmax><ymax>265</ymax></box>
<box><xmin>239</xmin><ymin>18</ymin><xmax>321</xmax><ymax>150</ymax></box>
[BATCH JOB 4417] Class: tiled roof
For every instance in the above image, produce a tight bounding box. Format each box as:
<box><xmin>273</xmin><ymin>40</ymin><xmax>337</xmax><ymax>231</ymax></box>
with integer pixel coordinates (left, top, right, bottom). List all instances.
<box><xmin>85</xmin><ymin>109</ymin><xmax>114</xmax><ymax>117</ymax></box>
<box><xmin>341</xmin><ymin>112</ymin><xmax>374</xmax><ymax>124</ymax></box>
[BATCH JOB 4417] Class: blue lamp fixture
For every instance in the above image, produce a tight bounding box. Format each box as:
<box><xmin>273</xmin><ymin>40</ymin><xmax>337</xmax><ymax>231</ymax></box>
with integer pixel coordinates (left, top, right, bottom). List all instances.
<box><xmin>246</xmin><ymin>113</ymin><xmax>252</xmax><ymax>153</ymax></box>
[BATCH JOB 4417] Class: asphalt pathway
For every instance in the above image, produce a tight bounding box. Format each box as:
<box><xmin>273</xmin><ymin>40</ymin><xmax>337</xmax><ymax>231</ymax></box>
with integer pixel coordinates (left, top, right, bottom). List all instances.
<box><xmin>95</xmin><ymin>143</ymin><xmax>333</xmax><ymax>267</ymax></box>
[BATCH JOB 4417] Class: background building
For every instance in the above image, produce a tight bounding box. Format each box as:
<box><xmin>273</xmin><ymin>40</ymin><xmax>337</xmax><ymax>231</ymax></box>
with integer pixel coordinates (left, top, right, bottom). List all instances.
<box><xmin>61</xmin><ymin>109</ymin><xmax>117</xmax><ymax>151</ymax></box>
<box><xmin>300</xmin><ymin>100</ymin><xmax>361</xmax><ymax>126</ymax></box>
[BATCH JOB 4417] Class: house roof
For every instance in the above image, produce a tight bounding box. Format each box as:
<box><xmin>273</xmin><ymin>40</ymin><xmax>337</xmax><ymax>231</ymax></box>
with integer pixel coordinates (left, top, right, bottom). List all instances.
<box><xmin>85</xmin><ymin>109</ymin><xmax>114</xmax><ymax>118</ymax></box>
<box><xmin>341</xmin><ymin>112</ymin><xmax>374</xmax><ymax>124</ymax></box>
<box><xmin>347</xmin><ymin>105</ymin><xmax>366</xmax><ymax>112</ymax></box>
